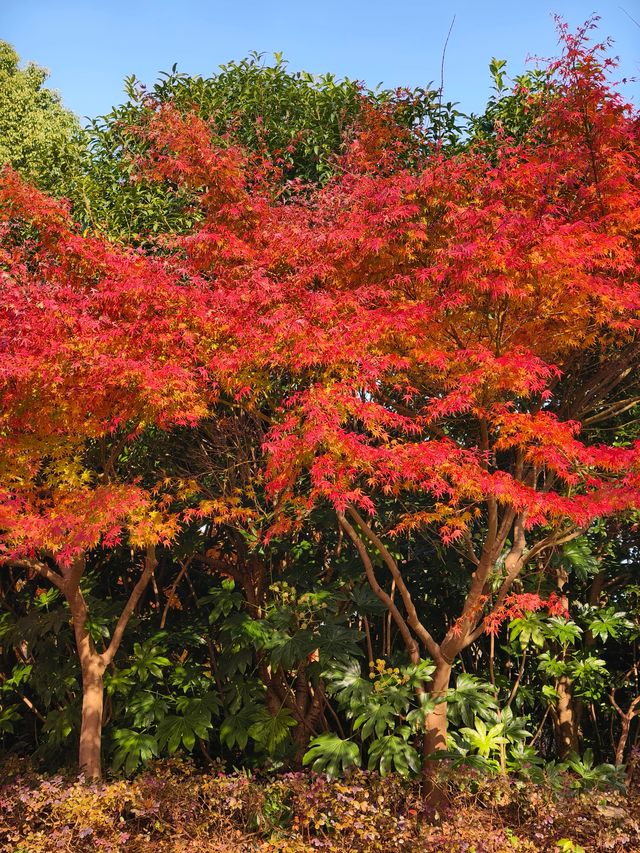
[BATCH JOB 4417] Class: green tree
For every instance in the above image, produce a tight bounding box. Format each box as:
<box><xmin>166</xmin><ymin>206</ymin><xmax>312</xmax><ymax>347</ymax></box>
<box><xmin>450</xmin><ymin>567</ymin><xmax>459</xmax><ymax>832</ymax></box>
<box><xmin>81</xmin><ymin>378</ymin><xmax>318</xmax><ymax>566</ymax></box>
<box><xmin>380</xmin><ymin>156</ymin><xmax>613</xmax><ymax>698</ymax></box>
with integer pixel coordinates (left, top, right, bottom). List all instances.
<box><xmin>0</xmin><ymin>41</ymin><xmax>86</xmax><ymax>198</ymax></box>
<box><xmin>80</xmin><ymin>53</ymin><xmax>462</xmax><ymax>237</ymax></box>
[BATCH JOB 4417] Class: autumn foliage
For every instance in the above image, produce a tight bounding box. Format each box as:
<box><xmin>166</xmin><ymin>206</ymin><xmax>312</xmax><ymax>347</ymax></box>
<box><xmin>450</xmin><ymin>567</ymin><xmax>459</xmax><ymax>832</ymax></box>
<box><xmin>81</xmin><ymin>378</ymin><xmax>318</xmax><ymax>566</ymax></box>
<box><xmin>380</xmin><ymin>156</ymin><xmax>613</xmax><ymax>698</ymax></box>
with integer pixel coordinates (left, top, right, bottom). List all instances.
<box><xmin>1</xmin><ymin>759</ymin><xmax>639</xmax><ymax>852</ymax></box>
<box><xmin>0</xmin><ymin>20</ymin><xmax>639</xmax><ymax>805</ymax></box>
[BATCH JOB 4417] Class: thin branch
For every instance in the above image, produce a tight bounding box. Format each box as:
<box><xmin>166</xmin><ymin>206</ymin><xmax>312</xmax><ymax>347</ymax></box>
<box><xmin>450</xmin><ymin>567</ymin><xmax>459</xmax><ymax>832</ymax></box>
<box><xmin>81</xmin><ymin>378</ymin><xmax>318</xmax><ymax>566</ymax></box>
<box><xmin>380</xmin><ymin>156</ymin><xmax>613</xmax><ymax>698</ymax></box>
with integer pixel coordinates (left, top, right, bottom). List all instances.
<box><xmin>583</xmin><ymin>397</ymin><xmax>640</xmax><ymax>425</ymax></box>
<box><xmin>506</xmin><ymin>648</ymin><xmax>528</xmax><ymax>709</ymax></box>
<box><xmin>324</xmin><ymin>696</ymin><xmax>347</xmax><ymax>739</ymax></box>
<box><xmin>437</xmin><ymin>15</ymin><xmax>456</xmax><ymax>143</ymax></box>
<box><xmin>0</xmin><ymin>673</ymin><xmax>46</xmax><ymax>722</ymax></box>
<box><xmin>525</xmin><ymin>526</ymin><xmax>586</xmax><ymax>564</ymax></box>
<box><xmin>160</xmin><ymin>556</ymin><xmax>193</xmax><ymax>629</ymax></box>
<box><xmin>530</xmin><ymin>705</ymin><xmax>551</xmax><ymax>746</ymax></box>
<box><xmin>4</xmin><ymin>558</ymin><xmax>66</xmax><ymax>591</ymax></box>
<box><xmin>462</xmin><ymin>529</ymin><xmax>480</xmax><ymax>566</ymax></box>
<box><xmin>464</xmin><ymin>515</ymin><xmax>528</xmax><ymax>647</ymax></box>
<box><xmin>101</xmin><ymin>545</ymin><xmax>157</xmax><ymax>666</ymax></box>
<box><xmin>337</xmin><ymin>512</ymin><xmax>422</xmax><ymax>665</ymax></box>
<box><xmin>362</xmin><ymin>616</ymin><xmax>374</xmax><ymax>666</ymax></box>
<box><xmin>346</xmin><ymin>506</ymin><xmax>442</xmax><ymax>662</ymax></box>
<box><xmin>619</xmin><ymin>6</ymin><xmax>640</xmax><ymax>28</ymax></box>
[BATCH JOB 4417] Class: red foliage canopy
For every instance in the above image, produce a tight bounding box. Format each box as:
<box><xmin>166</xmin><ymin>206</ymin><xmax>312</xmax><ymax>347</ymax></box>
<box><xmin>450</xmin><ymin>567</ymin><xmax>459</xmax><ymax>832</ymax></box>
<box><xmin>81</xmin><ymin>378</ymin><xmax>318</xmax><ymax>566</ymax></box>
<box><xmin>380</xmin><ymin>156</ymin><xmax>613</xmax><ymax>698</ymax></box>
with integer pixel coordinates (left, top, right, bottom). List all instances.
<box><xmin>1</xmin><ymin>24</ymin><xmax>639</xmax><ymax>580</ymax></box>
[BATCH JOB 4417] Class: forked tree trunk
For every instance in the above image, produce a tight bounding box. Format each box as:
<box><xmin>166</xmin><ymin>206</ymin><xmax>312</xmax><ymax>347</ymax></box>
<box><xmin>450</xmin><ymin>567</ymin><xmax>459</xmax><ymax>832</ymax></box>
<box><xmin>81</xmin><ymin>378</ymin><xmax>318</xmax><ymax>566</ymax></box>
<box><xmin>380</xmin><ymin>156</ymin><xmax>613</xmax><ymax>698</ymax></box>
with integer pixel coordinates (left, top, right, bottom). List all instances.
<box><xmin>21</xmin><ymin>548</ymin><xmax>157</xmax><ymax>780</ymax></box>
<box><xmin>610</xmin><ymin>689</ymin><xmax>640</xmax><ymax>767</ymax></box>
<box><xmin>337</xmin><ymin>485</ymin><xmax>584</xmax><ymax>806</ymax></box>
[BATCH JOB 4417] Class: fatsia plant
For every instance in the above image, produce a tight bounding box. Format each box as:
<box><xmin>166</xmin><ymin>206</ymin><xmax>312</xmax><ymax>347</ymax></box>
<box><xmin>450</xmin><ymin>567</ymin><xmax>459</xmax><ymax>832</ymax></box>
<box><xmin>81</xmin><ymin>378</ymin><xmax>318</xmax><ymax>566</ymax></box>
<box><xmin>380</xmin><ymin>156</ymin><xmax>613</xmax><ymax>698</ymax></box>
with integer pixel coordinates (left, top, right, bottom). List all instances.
<box><xmin>486</xmin><ymin>517</ymin><xmax>640</xmax><ymax>766</ymax></box>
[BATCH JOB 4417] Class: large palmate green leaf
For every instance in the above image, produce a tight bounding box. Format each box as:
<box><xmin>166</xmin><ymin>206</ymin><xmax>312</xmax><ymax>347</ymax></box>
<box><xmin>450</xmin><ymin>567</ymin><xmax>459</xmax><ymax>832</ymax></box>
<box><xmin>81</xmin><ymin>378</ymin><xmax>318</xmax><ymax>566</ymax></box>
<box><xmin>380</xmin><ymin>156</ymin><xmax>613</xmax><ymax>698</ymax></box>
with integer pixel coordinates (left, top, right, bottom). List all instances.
<box><xmin>112</xmin><ymin>729</ymin><xmax>159</xmax><ymax>774</ymax></box>
<box><xmin>367</xmin><ymin>730</ymin><xmax>420</xmax><ymax>776</ymax></box>
<box><xmin>303</xmin><ymin>734</ymin><xmax>361</xmax><ymax>778</ymax></box>
<box><xmin>248</xmin><ymin>707</ymin><xmax>297</xmax><ymax>754</ymax></box>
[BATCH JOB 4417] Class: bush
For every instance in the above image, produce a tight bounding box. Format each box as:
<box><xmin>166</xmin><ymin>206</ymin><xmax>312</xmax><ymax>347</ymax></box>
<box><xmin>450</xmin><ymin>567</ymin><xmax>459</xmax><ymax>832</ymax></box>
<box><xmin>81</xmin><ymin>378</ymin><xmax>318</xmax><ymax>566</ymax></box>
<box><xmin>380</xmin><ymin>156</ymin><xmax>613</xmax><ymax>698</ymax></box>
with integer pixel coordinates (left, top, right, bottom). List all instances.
<box><xmin>0</xmin><ymin>759</ymin><xmax>638</xmax><ymax>852</ymax></box>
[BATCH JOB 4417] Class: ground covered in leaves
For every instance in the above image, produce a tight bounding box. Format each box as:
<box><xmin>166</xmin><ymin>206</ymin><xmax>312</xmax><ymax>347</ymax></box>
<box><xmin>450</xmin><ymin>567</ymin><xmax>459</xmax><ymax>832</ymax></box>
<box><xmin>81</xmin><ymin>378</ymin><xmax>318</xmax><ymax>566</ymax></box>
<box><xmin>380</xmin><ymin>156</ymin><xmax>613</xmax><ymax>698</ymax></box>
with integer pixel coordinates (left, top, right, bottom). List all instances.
<box><xmin>1</xmin><ymin>760</ymin><xmax>638</xmax><ymax>852</ymax></box>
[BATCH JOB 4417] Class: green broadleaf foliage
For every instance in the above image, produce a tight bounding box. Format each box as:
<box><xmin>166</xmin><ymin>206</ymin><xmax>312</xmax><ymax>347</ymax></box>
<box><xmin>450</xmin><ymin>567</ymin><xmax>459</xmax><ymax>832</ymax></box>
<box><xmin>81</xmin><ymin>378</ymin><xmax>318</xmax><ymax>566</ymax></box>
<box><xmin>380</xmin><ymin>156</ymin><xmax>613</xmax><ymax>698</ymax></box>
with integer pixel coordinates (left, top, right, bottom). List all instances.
<box><xmin>367</xmin><ymin>731</ymin><xmax>420</xmax><ymax>776</ymax></box>
<box><xmin>537</xmin><ymin>652</ymin><xmax>568</xmax><ymax>680</ymax></box>
<box><xmin>353</xmin><ymin>701</ymin><xmax>397</xmax><ymax>740</ymax></box>
<box><xmin>156</xmin><ymin>704</ymin><xmax>214</xmax><ymax>753</ymax></box>
<box><xmin>248</xmin><ymin>707</ymin><xmax>297</xmax><ymax>754</ymax></box>
<box><xmin>267</xmin><ymin>629</ymin><xmax>315</xmax><ymax>672</ymax></box>
<box><xmin>43</xmin><ymin>707</ymin><xmax>77</xmax><ymax>746</ymax></box>
<box><xmin>199</xmin><ymin>579</ymin><xmax>244</xmax><ymax>623</ymax></box>
<box><xmin>459</xmin><ymin>718</ymin><xmax>509</xmax><ymax>758</ymax></box>
<box><xmin>112</xmin><ymin>729</ymin><xmax>159</xmax><ymax>774</ymax></box>
<box><xmin>562</xmin><ymin>537</ymin><xmax>600</xmax><ymax>579</ymax></box>
<box><xmin>545</xmin><ymin>617</ymin><xmax>583</xmax><ymax>647</ymax></box>
<box><xmin>315</xmin><ymin>622</ymin><xmax>364</xmax><ymax>665</ymax></box>
<box><xmin>447</xmin><ymin>675</ymin><xmax>497</xmax><ymax>728</ymax></box>
<box><xmin>220</xmin><ymin>703</ymin><xmax>258</xmax><ymax>751</ymax></box>
<box><xmin>586</xmin><ymin>607</ymin><xmax>634</xmax><ymax>642</ymax></box>
<box><xmin>406</xmin><ymin>693</ymin><xmax>438</xmax><ymax>730</ymax></box>
<box><xmin>509</xmin><ymin>614</ymin><xmax>546</xmax><ymax>649</ymax></box>
<box><xmin>303</xmin><ymin>734</ymin><xmax>361</xmax><ymax>778</ymax></box>
<box><xmin>0</xmin><ymin>41</ymin><xmax>86</xmax><ymax>197</ymax></box>
<box><xmin>129</xmin><ymin>640</ymin><xmax>171</xmax><ymax>681</ymax></box>
<box><xmin>0</xmin><ymin>703</ymin><xmax>21</xmax><ymax>734</ymax></box>
<box><xmin>563</xmin><ymin>750</ymin><xmax>627</xmax><ymax>792</ymax></box>
<box><xmin>324</xmin><ymin>661</ymin><xmax>372</xmax><ymax>709</ymax></box>
<box><xmin>127</xmin><ymin>692</ymin><xmax>169</xmax><ymax>728</ymax></box>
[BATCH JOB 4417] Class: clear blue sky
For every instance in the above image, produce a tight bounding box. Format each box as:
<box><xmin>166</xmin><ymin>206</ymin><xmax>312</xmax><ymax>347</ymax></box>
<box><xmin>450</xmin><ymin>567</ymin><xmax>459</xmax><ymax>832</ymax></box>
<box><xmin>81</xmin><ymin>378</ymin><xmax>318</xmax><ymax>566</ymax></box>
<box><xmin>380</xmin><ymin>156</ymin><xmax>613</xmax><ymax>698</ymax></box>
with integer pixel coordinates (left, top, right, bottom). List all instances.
<box><xmin>2</xmin><ymin>1</ymin><xmax>638</xmax><ymax>122</ymax></box>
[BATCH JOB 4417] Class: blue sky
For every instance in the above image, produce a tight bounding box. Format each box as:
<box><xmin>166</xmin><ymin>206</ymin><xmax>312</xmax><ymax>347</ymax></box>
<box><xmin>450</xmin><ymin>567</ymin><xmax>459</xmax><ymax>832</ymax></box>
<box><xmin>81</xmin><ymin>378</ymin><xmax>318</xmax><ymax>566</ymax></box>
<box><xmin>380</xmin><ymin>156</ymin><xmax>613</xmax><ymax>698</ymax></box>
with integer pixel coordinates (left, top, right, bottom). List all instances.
<box><xmin>2</xmin><ymin>1</ymin><xmax>638</xmax><ymax>122</ymax></box>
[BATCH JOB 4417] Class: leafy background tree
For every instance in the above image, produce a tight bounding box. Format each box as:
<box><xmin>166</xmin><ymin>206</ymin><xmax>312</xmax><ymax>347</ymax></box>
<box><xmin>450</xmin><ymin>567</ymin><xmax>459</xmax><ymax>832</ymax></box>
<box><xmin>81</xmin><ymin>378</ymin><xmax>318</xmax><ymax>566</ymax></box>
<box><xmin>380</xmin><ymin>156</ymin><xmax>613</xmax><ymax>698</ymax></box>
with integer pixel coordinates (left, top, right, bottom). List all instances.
<box><xmin>76</xmin><ymin>53</ymin><xmax>463</xmax><ymax>238</ymax></box>
<box><xmin>0</xmin><ymin>41</ymin><xmax>86</xmax><ymax>199</ymax></box>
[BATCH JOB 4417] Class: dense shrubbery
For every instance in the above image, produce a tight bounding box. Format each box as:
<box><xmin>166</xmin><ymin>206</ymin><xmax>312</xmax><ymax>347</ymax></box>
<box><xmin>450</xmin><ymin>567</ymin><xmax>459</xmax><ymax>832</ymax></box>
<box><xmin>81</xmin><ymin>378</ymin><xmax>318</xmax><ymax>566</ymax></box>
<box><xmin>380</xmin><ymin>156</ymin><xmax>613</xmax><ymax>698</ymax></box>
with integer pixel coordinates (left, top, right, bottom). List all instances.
<box><xmin>1</xmin><ymin>759</ymin><xmax>638</xmax><ymax>852</ymax></box>
<box><xmin>2</xmin><ymin>535</ymin><xmax>638</xmax><ymax>784</ymax></box>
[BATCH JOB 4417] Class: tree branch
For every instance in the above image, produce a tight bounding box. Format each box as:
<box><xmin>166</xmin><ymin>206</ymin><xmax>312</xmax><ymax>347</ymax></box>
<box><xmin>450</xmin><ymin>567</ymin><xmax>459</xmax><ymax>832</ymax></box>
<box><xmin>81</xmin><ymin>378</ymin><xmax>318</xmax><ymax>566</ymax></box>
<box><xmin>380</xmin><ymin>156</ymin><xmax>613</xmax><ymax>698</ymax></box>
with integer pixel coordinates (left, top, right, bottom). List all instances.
<box><xmin>160</xmin><ymin>555</ymin><xmax>192</xmax><ymax>629</ymax></box>
<box><xmin>345</xmin><ymin>506</ymin><xmax>442</xmax><ymax>662</ymax></box>
<box><xmin>101</xmin><ymin>545</ymin><xmax>157</xmax><ymax>666</ymax></box>
<box><xmin>3</xmin><ymin>558</ymin><xmax>66</xmax><ymax>590</ymax></box>
<box><xmin>337</xmin><ymin>511</ymin><xmax>424</xmax><ymax>665</ymax></box>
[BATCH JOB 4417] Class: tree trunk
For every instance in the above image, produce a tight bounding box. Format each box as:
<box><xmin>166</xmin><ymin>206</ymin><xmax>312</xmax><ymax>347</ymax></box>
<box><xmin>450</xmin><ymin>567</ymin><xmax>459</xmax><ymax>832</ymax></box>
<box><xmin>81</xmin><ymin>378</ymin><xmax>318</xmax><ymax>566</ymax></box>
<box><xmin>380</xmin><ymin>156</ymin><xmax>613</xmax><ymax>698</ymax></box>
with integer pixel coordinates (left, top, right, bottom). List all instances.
<box><xmin>21</xmin><ymin>550</ymin><xmax>156</xmax><ymax>779</ymax></box>
<box><xmin>626</xmin><ymin>722</ymin><xmax>639</xmax><ymax>784</ymax></box>
<box><xmin>424</xmin><ymin>661</ymin><xmax>452</xmax><ymax>756</ymax></box>
<box><xmin>422</xmin><ymin>660</ymin><xmax>452</xmax><ymax>808</ymax></box>
<box><xmin>78</xmin><ymin>653</ymin><xmax>106</xmax><ymax>779</ymax></box>
<box><xmin>611</xmin><ymin>692</ymin><xmax>640</xmax><ymax>767</ymax></box>
<box><xmin>574</xmin><ymin>570</ymin><xmax>605</xmax><ymax>737</ymax></box>
<box><xmin>616</xmin><ymin>715</ymin><xmax>632</xmax><ymax>766</ymax></box>
<box><xmin>555</xmin><ymin>674</ymin><xmax>579</xmax><ymax>758</ymax></box>
<box><xmin>69</xmin><ymin>577</ymin><xmax>106</xmax><ymax>780</ymax></box>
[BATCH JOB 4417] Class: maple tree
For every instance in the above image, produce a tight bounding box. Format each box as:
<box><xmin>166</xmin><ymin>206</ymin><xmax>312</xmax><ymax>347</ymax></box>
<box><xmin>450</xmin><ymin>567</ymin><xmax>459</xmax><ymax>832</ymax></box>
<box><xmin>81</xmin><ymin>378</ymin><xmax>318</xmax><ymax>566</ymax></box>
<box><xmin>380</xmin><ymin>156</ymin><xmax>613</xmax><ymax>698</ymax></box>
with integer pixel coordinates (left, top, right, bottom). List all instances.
<box><xmin>127</xmin><ymin>21</ymin><xmax>639</xmax><ymax>794</ymax></box>
<box><xmin>0</xmin><ymin>169</ymin><xmax>219</xmax><ymax>777</ymax></box>
<box><xmin>0</xmin><ymin>62</ymin><xmax>426</xmax><ymax>779</ymax></box>
<box><xmin>258</xmin><ymin>26</ymin><xmax>640</xmax><ymax>789</ymax></box>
